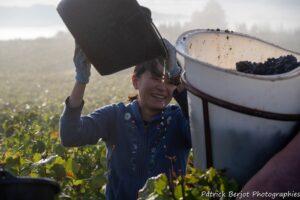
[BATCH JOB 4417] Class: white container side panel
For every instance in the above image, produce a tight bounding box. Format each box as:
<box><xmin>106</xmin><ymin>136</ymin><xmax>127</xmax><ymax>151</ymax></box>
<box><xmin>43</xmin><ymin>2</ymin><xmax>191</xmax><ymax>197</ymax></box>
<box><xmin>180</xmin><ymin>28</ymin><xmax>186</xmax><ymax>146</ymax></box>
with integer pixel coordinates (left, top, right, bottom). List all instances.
<box><xmin>188</xmin><ymin>93</ymin><xmax>206</xmax><ymax>170</ymax></box>
<box><xmin>188</xmin><ymin>90</ymin><xmax>295</xmax><ymax>184</ymax></box>
<box><xmin>209</xmin><ymin>103</ymin><xmax>294</xmax><ymax>184</ymax></box>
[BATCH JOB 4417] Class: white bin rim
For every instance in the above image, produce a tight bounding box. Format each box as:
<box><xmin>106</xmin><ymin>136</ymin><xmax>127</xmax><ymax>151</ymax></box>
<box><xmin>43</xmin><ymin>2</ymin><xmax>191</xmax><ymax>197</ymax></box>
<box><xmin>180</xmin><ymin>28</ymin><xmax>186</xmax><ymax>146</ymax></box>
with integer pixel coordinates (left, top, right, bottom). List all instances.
<box><xmin>176</xmin><ymin>29</ymin><xmax>300</xmax><ymax>81</ymax></box>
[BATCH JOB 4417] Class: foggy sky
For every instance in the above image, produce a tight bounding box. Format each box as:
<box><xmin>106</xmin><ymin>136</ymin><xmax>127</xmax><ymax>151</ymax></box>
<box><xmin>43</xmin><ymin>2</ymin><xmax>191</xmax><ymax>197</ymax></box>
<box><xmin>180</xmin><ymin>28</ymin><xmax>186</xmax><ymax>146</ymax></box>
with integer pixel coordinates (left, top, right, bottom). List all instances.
<box><xmin>0</xmin><ymin>0</ymin><xmax>298</xmax><ymax>32</ymax></box>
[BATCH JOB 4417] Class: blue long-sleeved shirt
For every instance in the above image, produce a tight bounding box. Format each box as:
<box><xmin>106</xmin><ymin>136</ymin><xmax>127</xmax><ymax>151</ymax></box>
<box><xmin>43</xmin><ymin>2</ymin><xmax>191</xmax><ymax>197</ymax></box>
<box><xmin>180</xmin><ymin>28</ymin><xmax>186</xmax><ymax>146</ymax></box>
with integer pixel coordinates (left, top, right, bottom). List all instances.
<box><xmin>60</xmin><ymin>94</ymin><xmax>191</xmax><ymax>200</ymax></box>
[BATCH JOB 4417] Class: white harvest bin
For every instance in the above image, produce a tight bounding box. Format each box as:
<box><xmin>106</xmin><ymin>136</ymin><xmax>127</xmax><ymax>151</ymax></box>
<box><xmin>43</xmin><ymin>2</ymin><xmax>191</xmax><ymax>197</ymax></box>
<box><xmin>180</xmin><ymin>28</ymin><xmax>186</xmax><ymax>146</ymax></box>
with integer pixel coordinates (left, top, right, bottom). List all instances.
<box><xmin>176</xmin><ymin>29</ymin><xmax>300</xmax><ymax>186</ymax></box>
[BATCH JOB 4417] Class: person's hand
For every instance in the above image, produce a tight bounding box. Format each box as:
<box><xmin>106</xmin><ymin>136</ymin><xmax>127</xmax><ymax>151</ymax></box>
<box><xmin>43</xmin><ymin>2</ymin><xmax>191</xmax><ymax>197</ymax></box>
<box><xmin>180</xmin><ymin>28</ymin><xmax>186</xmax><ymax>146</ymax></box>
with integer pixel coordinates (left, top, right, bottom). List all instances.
<box><xmin>73</xmin><ymin>42</ymin><xmax>91</xmax><ymax>84</ymax></box>
<box><xmin>162</xmin><ymin>39</ymin><xmax>182</xmax><ymax>85</ymax></box>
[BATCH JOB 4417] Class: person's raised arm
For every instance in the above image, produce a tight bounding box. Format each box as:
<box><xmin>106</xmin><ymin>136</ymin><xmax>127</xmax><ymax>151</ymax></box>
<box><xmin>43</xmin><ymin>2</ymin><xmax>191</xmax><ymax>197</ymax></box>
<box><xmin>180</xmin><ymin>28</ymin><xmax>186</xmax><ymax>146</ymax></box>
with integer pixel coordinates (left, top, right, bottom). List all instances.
<box><xmin>59</xmin><ymin>42</ymin><xmax>94</xmax><ymax>147</ymax></box>
<box><xmin>68</xmin><ymin>42</ymin><xmax>91</xmax><ymax>107</ymax></box>
<box><xmin>68</xmin><ymin>81</ymin><xmax>86</xmax><ymax>108</ymax></box>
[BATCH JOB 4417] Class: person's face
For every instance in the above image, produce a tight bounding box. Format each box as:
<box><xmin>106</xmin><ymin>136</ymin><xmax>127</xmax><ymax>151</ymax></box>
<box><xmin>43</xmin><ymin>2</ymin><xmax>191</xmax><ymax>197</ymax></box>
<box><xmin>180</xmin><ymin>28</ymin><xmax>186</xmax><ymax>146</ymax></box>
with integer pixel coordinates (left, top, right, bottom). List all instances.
<box><xmin>132</xmin><ymin>64</ymin><xmax>177</xmax><ymax>113</ymax></box>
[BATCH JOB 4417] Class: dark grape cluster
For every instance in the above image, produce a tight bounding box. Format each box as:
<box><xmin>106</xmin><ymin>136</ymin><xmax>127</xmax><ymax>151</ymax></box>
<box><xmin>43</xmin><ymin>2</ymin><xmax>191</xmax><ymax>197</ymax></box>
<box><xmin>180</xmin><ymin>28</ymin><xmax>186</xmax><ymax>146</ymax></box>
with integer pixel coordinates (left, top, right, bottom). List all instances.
<box><xmin>236</xmin><ymin>55</ymin><xmax>300</xmax><ymax>75</ymax></box>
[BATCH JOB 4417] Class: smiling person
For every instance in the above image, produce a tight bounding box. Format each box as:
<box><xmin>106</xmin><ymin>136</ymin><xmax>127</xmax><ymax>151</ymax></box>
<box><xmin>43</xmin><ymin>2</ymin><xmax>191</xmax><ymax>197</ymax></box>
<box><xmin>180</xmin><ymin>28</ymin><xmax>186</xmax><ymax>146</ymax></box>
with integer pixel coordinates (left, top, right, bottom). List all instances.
<box><xmin>59</xmin><ymin>39</ymin><xmax>191</xmax><ymax>200</ymax></box>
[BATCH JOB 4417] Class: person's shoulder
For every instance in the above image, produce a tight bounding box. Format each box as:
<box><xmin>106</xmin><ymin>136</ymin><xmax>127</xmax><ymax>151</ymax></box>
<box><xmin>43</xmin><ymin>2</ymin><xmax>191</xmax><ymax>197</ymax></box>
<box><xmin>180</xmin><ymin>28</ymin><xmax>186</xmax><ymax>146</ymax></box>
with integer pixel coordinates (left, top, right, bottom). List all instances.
<box><xmin>101</xmin><ymin>101</ymin><xmax>139</xmax><ymax>111</ymax></box>
<box><xmin>94</xmin><ymin>102</ymin><xmax>126</xmax><ymax>112</ymax></box>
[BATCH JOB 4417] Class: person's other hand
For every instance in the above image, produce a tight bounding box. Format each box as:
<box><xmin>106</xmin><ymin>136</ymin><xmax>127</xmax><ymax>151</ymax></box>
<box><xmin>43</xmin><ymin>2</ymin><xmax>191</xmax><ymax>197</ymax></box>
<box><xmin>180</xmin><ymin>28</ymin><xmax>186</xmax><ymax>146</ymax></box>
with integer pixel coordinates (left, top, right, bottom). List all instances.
<box><xmin>163</xmin><ymin>39</ymin><xmax>182</xmax><ymax>85</ymax></box>
<box><xmin>73</xmin><ymin>42</ymin><xmax>91</xmax><ymax>84</ymax></box>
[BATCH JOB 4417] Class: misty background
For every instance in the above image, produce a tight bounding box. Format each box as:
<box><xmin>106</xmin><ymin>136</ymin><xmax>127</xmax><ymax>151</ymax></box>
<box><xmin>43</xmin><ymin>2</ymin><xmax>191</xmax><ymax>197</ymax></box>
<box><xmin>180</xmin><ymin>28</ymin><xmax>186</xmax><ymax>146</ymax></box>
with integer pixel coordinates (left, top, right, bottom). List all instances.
<box><xmin>0</xmin><ymin>0</ymin><xmax>299</xmax><ymax>82</ymax></box>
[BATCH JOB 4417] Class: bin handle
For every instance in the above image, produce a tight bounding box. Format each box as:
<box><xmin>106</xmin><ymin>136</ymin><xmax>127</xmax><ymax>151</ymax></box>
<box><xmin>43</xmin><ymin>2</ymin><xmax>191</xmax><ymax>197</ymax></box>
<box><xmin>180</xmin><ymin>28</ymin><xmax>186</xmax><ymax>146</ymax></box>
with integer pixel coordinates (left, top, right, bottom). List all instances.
<box><xmin>181</xmin><ymin>72</ymin><xmax>300</xmax><ymax>121</ymax></box>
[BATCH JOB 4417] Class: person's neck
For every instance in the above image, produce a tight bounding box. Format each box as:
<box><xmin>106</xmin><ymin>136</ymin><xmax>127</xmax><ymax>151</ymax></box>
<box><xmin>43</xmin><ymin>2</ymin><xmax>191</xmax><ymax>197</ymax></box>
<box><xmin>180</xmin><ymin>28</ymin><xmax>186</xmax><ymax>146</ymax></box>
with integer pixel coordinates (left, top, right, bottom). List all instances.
<box><xmin>137</xmin><ymin>101</ymin><xmax>160</xmax><ymax>122</ymax></box>
<box><xmin>141</xmin><ymin>108</ymin><xmax>159</xmax><ymax>122</ymax></box>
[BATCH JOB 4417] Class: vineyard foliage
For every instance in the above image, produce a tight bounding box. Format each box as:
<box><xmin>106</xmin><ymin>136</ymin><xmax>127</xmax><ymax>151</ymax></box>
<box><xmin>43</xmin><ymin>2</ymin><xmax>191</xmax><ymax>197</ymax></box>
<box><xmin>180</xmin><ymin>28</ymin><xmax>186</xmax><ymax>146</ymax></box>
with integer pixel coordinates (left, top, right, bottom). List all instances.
<box><xmin>0</xmin><ymin>35</ymin><xmax>238</xmax><ymax>199</ymax></box>
<box><xmin>0</xmin><ymin>67</ymin><xmax>132</xmax><ymax>199</ymax></box>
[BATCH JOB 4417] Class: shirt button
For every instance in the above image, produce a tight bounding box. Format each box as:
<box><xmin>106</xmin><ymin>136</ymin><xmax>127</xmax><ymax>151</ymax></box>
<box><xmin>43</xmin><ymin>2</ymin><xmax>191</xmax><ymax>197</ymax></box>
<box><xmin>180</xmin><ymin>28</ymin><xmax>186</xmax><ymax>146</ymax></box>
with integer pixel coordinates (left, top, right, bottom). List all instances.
<box><xmin>151</xmin><ymin>148</ymin><xmax>156</xmax><ymax>153</ymax></box>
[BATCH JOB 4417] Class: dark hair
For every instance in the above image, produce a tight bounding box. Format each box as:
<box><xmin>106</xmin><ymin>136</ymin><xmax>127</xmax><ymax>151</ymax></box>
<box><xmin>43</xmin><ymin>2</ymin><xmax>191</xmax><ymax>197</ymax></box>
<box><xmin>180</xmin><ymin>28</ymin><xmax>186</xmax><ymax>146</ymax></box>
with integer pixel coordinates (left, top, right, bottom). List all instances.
<box><xmin>134</xmin><ymin>56</ymin><xmax>165</xmax><ymax>77</ymax></box>
<box><xmin>128</xmin><ymin>56</ymin><xmax>165</xmax><ymax>102</ymax></box>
